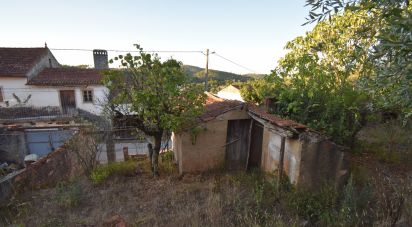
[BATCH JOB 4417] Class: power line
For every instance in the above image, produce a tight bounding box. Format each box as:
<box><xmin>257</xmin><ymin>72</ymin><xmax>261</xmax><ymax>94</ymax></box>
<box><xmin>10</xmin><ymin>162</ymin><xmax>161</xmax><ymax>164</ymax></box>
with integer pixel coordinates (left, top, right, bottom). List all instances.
<box><xmin>214</xmin><ymin>52</ymin><xmax>257</xmax><ymax>74</ymax></box>
<box><xmin>50</xmin><ymin>48</ymin><xmax>203</xmax><ymax>54</ymax></box>
<box><xmin>50</xmin><ymin>47</ymin><xmax>258</xmax><ymax>73</ymax></box>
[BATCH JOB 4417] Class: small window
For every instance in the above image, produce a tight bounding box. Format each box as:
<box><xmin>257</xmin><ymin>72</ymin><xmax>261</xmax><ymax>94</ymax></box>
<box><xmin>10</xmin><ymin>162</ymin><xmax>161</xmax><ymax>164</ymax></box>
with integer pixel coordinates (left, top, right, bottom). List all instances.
<box><xmin>0</xmin><ymin>87</ymin><xmax>3</xmax><ymax>102</ymax></box>
<box><xmin>83</xmin><ymin>90</ymin><xmax>93</xmax><ymax>103</ymax></box>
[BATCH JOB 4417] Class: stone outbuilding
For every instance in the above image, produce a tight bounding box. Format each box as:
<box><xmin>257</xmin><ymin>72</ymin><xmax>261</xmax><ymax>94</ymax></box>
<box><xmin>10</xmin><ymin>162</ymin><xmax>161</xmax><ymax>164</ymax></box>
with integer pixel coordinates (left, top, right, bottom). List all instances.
<box><xmin>172</xmin><ymin>93</ymin><xmax>349</xmax><ymax>188</ymax></box>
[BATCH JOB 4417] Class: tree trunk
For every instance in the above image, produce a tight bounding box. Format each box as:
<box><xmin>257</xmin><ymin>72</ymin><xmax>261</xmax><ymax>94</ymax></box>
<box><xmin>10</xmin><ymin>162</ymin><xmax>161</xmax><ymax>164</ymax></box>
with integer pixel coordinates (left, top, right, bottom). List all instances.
<box><xmin>151</xmin><ymin>131</ymin><xmax>163</xmax><ymax>176</ymax></box>
<box><xmin>107</xmin><ymin>131</ymin><xmax>116</xmax><ymax>163</ymax></box>
<box><xmin>147</xmin><ymin>143</ymin><xmax>153</xmax><ymax>167</ymax></box>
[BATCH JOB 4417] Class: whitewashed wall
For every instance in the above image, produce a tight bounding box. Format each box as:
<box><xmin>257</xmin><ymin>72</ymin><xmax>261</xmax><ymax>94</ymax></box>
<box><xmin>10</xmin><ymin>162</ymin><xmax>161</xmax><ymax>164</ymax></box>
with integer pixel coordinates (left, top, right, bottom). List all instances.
<box><xmin>216</xmin><ymin>90</ymin><xmax>244</xmax><ymax>101</ymax></box>
<box><xmin>0</xmin><ymin>77</ymin><xmax>108</xmax><ymax>115</ymax></box>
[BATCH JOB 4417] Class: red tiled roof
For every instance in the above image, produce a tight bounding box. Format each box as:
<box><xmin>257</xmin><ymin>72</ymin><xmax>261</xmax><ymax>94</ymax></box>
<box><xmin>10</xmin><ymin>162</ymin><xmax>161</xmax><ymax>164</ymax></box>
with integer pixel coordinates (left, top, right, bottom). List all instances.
<box><xmin>27</xmin><ymin>68</ymin><xmax>104</xmax><ymax>86</ymax></box>
<box><xmin>0</xmin><ymin>47</ymin><xmax>48</xmax><ymax>77</ymax></box>
<box><xmin>200</xmin><ymin>92</ymin><xmax>244</xmax><ymax>122</ymax></box>
<box><xmin>248</xmin><ymin>104</ymin><xmax>308</xmax><ymax>131</ymax></box>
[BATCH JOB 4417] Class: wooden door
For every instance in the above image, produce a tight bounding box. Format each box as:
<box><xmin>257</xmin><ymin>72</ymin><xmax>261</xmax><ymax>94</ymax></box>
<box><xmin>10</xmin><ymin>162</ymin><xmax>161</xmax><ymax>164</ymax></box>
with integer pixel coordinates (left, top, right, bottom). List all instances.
<box><xmin>225</xmin><ymin>119</ymin><xmax>251</xmax><ymax>170</ymax></box>
<box><xmin>248</xmin><ymin>120</ymin><xmax>263</xmax><ymax>169</ymax></box>
<box><xmin>60</xmin><ymin>90</ymin><xmax>76</xmax><ymax>113</ymax></box>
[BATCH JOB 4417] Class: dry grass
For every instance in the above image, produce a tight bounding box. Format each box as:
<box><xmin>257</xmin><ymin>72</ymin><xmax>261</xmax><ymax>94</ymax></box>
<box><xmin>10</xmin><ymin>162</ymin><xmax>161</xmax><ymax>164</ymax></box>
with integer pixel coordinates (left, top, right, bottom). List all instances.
<box><xmin>2</xmin><ymin>149</ymin><xmax>411</xmax><ymax>226</ymax></box>
<box><xmin>2</xmin><ymin>158</ymin><xmax>294</xmax><ymax>227</ymax></box>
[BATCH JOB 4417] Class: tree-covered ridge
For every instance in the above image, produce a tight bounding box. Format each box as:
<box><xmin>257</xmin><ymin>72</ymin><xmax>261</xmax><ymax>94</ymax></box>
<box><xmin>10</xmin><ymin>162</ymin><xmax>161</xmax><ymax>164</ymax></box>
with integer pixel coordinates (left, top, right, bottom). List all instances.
<box><xmin>182</xmin><ymin>65</ymin><xmax>264</xmax><ymax>83</ymax></box>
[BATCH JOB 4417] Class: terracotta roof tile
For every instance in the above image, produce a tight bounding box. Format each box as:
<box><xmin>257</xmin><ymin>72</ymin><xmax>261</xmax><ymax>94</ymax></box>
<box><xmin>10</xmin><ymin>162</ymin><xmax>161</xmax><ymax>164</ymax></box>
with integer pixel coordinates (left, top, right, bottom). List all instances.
<box><xmin>27</xmin><ymin>68</ymin><xmax>104</xmax><ymax>86</ymax></box>
<box><xmin>247</xmin><ymin>104</ymin><xmax>308</xmax><ymax>131</ymax></box>
<box><xmin>199</xmin><ymin>92</ymin><xmax>244</xmax><ymax>122</ymax></box>
<box><xmin>0</xmin><ymin>47</ymin><xmax>48</xmax><ymax>77</ymax></box>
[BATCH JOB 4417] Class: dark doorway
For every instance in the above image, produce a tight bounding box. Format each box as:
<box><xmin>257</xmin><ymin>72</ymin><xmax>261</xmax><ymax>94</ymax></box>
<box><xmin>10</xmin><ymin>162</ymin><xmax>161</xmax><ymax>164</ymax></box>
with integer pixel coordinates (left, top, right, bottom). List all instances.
<box><xmin>225</xmin><ymin>119</ymin><xmax>251</xmax><ymax>170</ymax></box>
<box><xmin>248</xmin><ymin>120</ymin><xmax>263</xmax><ymax>169</ymax></box>
<box><xmin>60</xmin><ymin>90</ymin><xmax>76</xmax><ymax>114</ymax></box>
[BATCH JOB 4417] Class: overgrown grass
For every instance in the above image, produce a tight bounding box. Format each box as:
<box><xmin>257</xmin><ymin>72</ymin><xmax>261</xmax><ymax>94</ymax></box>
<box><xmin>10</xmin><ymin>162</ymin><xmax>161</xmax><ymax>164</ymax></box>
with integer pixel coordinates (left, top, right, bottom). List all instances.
<box><xmin>159</xmin><ymin>151</ymin><xmax>178</xmax><ymax>174</ymax></box>
<box><xmin>90</xmin><ymin>160</ymin><xmax>137</xmax><ymax>184</ymax></box>
<box><xmin>357</xmin><ymin>120</ymin><xmax>412</xmax><ymax>165</ymax></box>
<box><xmin>55</xmin><ymin>179</ymin><xmax>84</xmax><ymax>208</ymax></box>
<box><xmin>90</xmin><ymin>152</ymin><xmax>177</xmax><ymax>184</ymax></box>
<box><xmin>0</xmin><ymin>197</ymin><xmax>31</xmax><ymax>225</ymax></box>
<box><xmin>228</xmin><ymin>168</ymin><xmax>411</xmax><ymax>226</ymax></box>
<box><xmin>1</xmin><ymin>152</ymin><xmax>410</xmax><ymax>226</ymax></box>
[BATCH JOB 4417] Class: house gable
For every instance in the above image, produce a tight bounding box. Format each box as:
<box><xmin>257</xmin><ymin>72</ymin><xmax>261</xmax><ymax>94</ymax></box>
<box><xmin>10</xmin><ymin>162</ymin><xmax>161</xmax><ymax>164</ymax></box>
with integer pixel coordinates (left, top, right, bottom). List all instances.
<box><xmin>0</xmin><ymin>47</ymin><xmax>60</xmax><ymax>79</ymax></box>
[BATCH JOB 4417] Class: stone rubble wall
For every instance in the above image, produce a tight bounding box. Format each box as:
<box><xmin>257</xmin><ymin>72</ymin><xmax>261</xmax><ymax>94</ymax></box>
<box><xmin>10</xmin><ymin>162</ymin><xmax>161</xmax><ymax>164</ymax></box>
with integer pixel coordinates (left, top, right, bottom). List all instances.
<box><xmin>0</xmin><ymin>145</ymin><xmax>82</xmax><ymax>202</ymax></box>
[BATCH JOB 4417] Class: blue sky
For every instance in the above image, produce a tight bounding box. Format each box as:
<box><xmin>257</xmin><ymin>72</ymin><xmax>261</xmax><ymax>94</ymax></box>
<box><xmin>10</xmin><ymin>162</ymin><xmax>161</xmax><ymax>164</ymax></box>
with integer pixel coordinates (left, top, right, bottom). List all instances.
<box><xmin>0</xmin><ymin>0</ymin><xmax>314</xmax><ymax>74</ymax></box>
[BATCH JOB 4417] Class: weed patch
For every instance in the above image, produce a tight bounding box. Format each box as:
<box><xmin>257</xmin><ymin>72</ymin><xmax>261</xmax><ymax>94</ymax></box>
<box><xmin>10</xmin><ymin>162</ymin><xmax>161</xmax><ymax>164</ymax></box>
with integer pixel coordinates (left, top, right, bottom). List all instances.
<box><xmin>159</xmin><ymin>151</ymin><xmax>177</xmax><ymax>174</ymax></box>
<box><xmin>90</xmin><ymin>160</ymin><xmax>137</xmax><ymax>184</ymax></box>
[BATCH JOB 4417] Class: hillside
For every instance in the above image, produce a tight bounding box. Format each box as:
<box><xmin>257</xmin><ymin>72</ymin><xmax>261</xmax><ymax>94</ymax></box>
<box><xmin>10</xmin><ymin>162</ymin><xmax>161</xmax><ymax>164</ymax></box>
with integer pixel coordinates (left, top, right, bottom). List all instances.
<box><xmin>183</xmin><ymin>65</ymin><xmax>265</xmax><ymax>83</ymax></box>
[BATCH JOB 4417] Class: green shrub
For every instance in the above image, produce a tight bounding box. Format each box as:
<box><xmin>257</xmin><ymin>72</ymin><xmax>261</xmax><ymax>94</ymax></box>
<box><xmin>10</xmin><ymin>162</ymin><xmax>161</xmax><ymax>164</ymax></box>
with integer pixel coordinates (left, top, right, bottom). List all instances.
<box><xmin>90</xmin><ymin>166</ymin><xmax>111</xmax><ymax>184</ymax></box>
<box><xmin>161</xmin><ymin>150</ymin><xmax>174</xmax><ymax>161</ymax></box>
<box><xmin>285</xmin><ymin>183</ymin><xmax>337</xmax><ymax>223</ymax></box>
<box><xmin>90</xmin><ymin>160</ymin><xmax>136</xmax><ymax>184</ymax></box>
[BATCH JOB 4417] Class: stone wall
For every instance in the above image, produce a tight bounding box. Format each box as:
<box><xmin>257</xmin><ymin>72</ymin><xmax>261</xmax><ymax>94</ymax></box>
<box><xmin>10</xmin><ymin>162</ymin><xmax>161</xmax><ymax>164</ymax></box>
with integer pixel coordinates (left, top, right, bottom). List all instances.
<box><xmin>0</xmin><ymin>145</ymin><xmax>82</xmax><ymax>202</ymax></box>
<box><xmin>13</xmin><ymin>145</ymin><xmax>82</xmax><ymax>191</ymax></box>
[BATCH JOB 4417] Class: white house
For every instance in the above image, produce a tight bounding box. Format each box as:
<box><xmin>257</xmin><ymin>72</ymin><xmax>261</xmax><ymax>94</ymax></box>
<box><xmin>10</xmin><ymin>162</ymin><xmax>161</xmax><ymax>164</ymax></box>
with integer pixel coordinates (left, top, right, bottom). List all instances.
<box><xmin>216</xmin><ymin>84</ymin><xmax>244</xmax><ymax>102</ymax></box>
<box><xmin>0</xmin><ymin>46</ymin><xmax>108</xmax><ymax>115</ymax></box>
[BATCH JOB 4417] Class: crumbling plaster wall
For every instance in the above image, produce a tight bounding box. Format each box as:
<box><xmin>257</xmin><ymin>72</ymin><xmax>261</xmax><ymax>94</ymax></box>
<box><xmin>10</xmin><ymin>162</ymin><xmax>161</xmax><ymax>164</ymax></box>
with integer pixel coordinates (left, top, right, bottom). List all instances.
<box><xmin>260</xmin><ymin>127</ymin><xmax>302</xmax><ymax>184</ymax></box>
<box><xmin>175</xmin><ymin>108</ymin><xmax>250</xmax><ymax>174</ymax></box>
<box><xmin>297</xmin><ymin>132</ymin><xmax>349</xmax><ymax>188</ymax></box>
<box><xmin>260</xmin><ymin>127</ymin><xmax>349</xmax><ymax>188</ymax></box>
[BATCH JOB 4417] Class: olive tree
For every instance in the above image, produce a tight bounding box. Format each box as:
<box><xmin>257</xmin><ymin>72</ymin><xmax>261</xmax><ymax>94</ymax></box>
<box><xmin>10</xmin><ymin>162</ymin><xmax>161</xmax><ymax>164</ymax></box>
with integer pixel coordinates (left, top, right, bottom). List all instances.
<box><xmin>305</xmin><ymin>0</ymin><xmax>412</xmax><ymax>121</ymax></box>
<box><xmin>103</xmin><ymin>44</ymin><xmax>205</xmax><ymax>176</ymax></box>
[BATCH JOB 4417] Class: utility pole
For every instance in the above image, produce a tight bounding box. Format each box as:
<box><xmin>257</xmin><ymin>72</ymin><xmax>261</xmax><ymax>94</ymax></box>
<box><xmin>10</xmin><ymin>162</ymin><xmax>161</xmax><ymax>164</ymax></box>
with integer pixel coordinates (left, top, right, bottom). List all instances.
<box><xmin>204</xmin><ymin>49</ymin><xmax>209</xmax><ymax>91</ymax></box>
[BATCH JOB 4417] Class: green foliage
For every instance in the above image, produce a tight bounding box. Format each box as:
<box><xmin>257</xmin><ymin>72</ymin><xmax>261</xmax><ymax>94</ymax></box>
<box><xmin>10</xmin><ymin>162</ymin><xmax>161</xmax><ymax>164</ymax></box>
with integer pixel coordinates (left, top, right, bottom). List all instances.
<box><xmin>285</xmin><ymin>183</ymin><xmax>337</xmax><ymax>223</ymax></box>
<box><xmin>104</xmin><ymin>44</ymin><xmax>206</xmax><ymax>137</ymax></box>
<box><xmin>90</xmin><ymin>160</ymin><xmax>136</xmax><ymax>184</ymax></box>
<box><xmin>161</xmin><ymin>150</ymin><xmax>174</xmax><ymax>162</ymax></box>
<box><xmin>104</xmin><ymin>44</ymin><xmax>206</xmax><ymax>175</ymax></box>
<box><xmin>249</xmin><ymin>1</ymin><xmax>411</xmax><ymax>145</ymax></box>
<box><xmin>55</xmin><ymin>180</ymin><xmax>83</xmax><ymax>208</ymax></box>
<box><xmin>159</xmin><ymin>151</ymin><xmax>177</xmax><ymax>174</ymax></box>
<box><xmin>241</xmin><ymin>77</ymin><xmax>278</xmax><ymax>104</ymax></box>
<box><xmin>363</xmin><ymin>3</ymin><xmax>412</xmax><ymax>121</ymax></box>
<box><xmin>247</xmin><ymin>10</ymin><xmax>374</xmax><ymax>145</ymax></box>
<box><xmin>306</xmin><ymin>0</ymin><xmax>412</xmax><ymax>122</ymax></box>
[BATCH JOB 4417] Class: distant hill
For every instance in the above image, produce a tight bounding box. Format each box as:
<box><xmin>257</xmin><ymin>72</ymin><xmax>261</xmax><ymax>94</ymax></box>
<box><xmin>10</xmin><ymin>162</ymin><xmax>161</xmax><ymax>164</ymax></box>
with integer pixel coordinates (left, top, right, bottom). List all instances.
<box><xmin>183</xmin><ymin>65</ymin><xmax>265</xmax><ymax>83</ymax></box>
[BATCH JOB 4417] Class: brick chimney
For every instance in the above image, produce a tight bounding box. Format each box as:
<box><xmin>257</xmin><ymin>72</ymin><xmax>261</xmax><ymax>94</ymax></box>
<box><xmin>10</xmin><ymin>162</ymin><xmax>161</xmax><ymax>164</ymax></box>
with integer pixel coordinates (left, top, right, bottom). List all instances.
<box><xmin>93</xmin><ymin>49</ymin><xmax>108</xmax><ymax>69</ymax></box>
<box><xmin>264</xmin><ymin>97</ymin><xmax>274</xmax><ymax>112</ymax></box>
